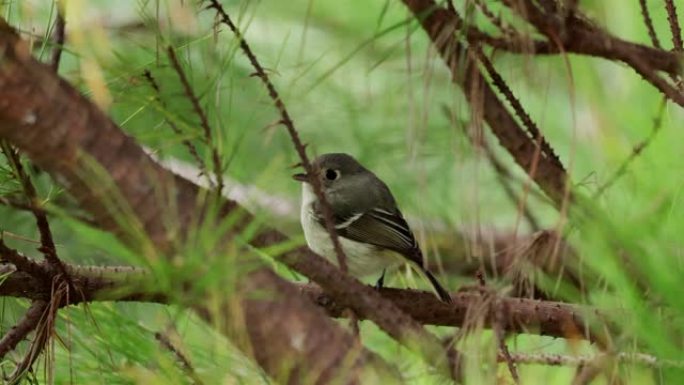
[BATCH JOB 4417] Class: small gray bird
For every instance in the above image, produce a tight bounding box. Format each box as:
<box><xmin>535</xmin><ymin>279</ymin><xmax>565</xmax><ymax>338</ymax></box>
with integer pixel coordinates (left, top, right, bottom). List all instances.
<box><xmin>293</xmin><ymin>153</ymin><xmax>451</xmax><ymax>303</ymax></box>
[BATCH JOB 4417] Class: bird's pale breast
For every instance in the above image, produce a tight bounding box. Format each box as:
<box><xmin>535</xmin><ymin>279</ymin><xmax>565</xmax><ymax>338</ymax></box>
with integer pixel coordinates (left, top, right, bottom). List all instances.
<box><xmin>300</xmin><ymin>184</ymin><xmax>401</xmax><ymax>279</ymax></box>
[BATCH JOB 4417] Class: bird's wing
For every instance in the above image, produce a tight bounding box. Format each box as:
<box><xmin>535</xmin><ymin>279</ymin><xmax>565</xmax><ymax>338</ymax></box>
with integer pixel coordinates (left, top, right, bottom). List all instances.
<box><xmin>314</xmin><ymin>206</ymin><xmax>424</xmax><ymax>267</ymax></box>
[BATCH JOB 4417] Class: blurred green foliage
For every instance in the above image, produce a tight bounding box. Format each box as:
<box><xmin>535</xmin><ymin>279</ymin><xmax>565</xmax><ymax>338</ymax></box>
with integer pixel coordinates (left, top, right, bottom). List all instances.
<box><xmin>0</xmin><ymin>0</ymin><xmax>682</xmax><ymax>384</ymax></box>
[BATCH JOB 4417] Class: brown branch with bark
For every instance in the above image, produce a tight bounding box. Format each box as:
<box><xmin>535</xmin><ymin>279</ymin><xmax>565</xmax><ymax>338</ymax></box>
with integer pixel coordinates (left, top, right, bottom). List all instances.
<box><xmin>0</xmin><ymin>259</ymin><xmax>605</xmax><ymax>344</ymax></box>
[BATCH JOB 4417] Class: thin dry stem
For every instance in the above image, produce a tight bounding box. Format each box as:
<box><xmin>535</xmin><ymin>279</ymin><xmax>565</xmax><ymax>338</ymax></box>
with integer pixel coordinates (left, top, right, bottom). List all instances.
<box><xmin>142</xmin><ymin>69</ymin><xmax>208</xmax><ymax>177</ymax></box>
<box><xmin>639</xmin><ymin>0</ymin><xmax>662</xmax><ymax>48</ymax></box>
<box><xmin>665</xmin><ymin>0</ymin><xmax>683</xmax><ymax>51</ymax></box>
<box><xmin>594</xmin><ymin>98</ymin><xmax>666</xmax><ymax>198</ymax></box>
<box><xmin>166</xmin><ymin>47</ymin><xmax>224</xmax><ymax>197</ymax></box>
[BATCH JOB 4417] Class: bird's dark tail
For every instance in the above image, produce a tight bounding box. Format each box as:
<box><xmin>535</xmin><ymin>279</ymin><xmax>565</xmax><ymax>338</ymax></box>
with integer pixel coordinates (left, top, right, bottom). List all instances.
<box><xmin>423</xmin><ymin>268</ymin><xmax>452</xmax><ymax>303</ymax></box>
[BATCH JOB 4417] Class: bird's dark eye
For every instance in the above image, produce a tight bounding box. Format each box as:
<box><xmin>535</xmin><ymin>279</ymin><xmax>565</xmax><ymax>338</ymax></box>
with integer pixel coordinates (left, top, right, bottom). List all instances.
<box><xmin>325</xmin><ymin>169</ymin><xmax>339</xmax><ymax>181</ymax></box>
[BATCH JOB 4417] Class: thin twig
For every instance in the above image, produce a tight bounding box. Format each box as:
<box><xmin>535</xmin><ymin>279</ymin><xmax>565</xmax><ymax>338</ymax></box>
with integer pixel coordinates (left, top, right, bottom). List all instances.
<box><xmin>204</xmin><ymin>0</ymin><xmax>349</xmax><ymax>273</ymax></box>
<box><xmin>665</xmin><ymin>0</ymin><xmax>683</xmax><ymax>51</ymax></box>
<box><xmin>473</xmin><ymin>0</ymin><xmax>516</xmax><ymax>36</ymax></box>
<box><xmin>155</xmin><ymin>332</ymin><xmax>204</xmax><ymax>385</ymax></box>
<box><xmin>470</xmin><ymin>44</ymin><xmax>564</xmax><ymax>173</ymax></box>
<box><xmin>142</xmin><ymin>70</ymin><xmax>208</xmax><ymax>179</ymax></box>
<box><xmin>594</xmin><ymin>98</ymin><xmax>666</xmax><ymax>198</ymax></box>
<box><xmin>49</xmin><ymin>4</ymin><xmax>65</xmax><ymax>73</ymax></box>
<box><xmin>639</xmin><ymin>0</ymin><xmax>662</xmax><ymax>48</ymax></box>
<box><xmin>0</xmin><ymin>300</ymin><xmax>48</xmax><ymax>360</ymax></box>
<box><xmin>166</xmin><ymin>47</ymin><xmax>224</xmax><ymax>197</ymax></box>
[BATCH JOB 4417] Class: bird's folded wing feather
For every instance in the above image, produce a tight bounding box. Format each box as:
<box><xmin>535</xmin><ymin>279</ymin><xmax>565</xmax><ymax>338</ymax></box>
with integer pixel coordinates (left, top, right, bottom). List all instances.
<box><xmin>316</xmin><ymin>207</ymin><xmax>424</xmax><ymax>267</ymax></box>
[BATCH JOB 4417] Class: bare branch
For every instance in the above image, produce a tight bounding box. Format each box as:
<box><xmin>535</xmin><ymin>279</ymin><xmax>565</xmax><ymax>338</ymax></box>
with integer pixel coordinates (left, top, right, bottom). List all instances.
<box><xmin>665</xmin><ymin>0</ymin><xmax>683</xmax><ymax>51</ymax></box>
<box><xmin>471</xmin><ymin>44</ymin><xmax>564</xmax><ymax>173</ymax></box>
<box><xmin>0</xmin><ymin>262</ymin><xmax>605</xmax><ymax>343</ymax></box>
<box><xmin>299</xmin><ymin>284</ymin><xmax>608</xmax><ymax>345</ymax></box>
<box><xmin>639</xmin><ymin>0</ymin><xmax>662</xmax><ymax>48</ymax></box>
<box><xmin>501</xmin><ymin>351</ymin><xmax>684</xmax><ymax>368</ymax></box>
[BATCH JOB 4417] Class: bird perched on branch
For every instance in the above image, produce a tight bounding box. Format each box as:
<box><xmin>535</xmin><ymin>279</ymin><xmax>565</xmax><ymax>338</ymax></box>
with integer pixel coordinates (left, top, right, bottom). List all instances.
<box><xmin>293</xmin><ymin>153</ymin><xmax>451</xmax><ymax>303</ymax></box>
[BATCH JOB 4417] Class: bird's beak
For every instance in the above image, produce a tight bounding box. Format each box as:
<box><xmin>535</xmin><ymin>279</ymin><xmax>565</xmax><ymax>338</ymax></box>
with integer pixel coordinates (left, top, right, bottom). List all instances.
<box><xmin>292</xmin><ymin>173</ymin><xmax>308</xmax><ymax>182</ymax></box>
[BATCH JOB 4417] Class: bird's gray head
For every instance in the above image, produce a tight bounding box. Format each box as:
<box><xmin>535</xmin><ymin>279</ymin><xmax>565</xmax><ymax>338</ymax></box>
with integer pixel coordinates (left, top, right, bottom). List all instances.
<box><xmin>293</xmin><ymin>153</ymin><xmax>369</xmax><ymax>189</ymax></box>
